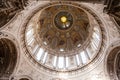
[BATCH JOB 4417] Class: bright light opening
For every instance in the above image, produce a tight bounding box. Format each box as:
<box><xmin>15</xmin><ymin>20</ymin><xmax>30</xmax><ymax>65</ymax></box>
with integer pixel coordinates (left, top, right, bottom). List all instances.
<box><xmin>76</xmin><ymin>54</ymin><xmax>80</xmax><ymax>65</ymax></box>
<box><xmin>80</xmin><ymin>51</ymin><xmax>87</xmax><ymax>64</ymax></box>
<box><xmin>53</xmin><ymin>56</ymin><xmax>57</xmax><ymax>67</ymax></box>
<box><xmin>42</xmin><ymin>52</ymin><xmax>48</xmax><ymax>64</ymax></box>
<box><xmin>36</xmin><ymin>48</ymin><xmax>44</xmax><ymax>61</ymax></box>
<box><xmin>61</xmin><ymin>16</ymin><xmax>67</xmax><ymax>23</ymax></box>
<box><xmin>58</xmin><ymin>57</ymin><xmax>64</xmax><ymax>69</ymax></box>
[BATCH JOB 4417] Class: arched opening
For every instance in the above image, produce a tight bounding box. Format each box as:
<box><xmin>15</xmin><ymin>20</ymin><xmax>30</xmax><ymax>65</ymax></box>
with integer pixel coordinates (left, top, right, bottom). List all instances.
<box><xmin>0</xmin><ymin>38</ymin><xmax>17</xmax><ymax>79</ymax></box>
<box><xmin>19</xmin><ymin>78</ymin><xmax>29</xmax><ymax>80</ymax></box>
<box><xmin>116</xmin><ymin>50</ymin><xmax>120</xmax><ymax>79</ymax></box>
<box><xmin>107</xmin><ymin>46</ymin><xmax>120</xmax><ymax>80</ymax></box>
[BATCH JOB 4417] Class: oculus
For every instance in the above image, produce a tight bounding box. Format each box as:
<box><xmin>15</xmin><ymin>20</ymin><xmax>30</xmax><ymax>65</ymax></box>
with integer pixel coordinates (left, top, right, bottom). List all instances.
<box><xmin>54</xmin><ymin>11</ymin><xmax>73</xmax><ymax>30</ymax></box>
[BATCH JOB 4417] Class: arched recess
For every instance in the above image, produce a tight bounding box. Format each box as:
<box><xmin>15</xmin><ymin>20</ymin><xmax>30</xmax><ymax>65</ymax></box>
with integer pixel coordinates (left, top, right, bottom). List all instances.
<box><xmin>0</xmin><ymin>38</ymin><xmax>17</xmax><ymax>79</ymax></box>
<box><xmin>13</xmin><ymin>75</ymin><xmax>32</xmax><ymax>80</ymax></box>
<box><xmin>19</xmin><ymin>78</ymin><xmax>29</xmax><ymax>80</ymax></box>
<box><xmin>107</xmin><ymin>46</ymin><xmax>120</xmax><ymax>80</ymax></box>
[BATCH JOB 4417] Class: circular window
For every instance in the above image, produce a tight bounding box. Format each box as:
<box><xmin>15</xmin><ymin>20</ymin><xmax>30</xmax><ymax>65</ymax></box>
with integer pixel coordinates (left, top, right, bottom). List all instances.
<box><xmin>25</xmin><ymin>2</ymin><xmax>102</xmax><ymax>71</ymax></box>
<box><xmin>54</xmin><ymin>11</ymin><xmax>73</xmax><ymax>30</ymax></box>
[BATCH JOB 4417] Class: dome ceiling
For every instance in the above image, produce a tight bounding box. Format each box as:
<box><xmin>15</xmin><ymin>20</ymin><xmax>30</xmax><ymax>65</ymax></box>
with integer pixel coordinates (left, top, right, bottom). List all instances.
<box><xmin>25</xmin><ymin>2</ymin><xmax>102</xmax><ymax>71</ymax></box>
<box><xmin>38</xmin><ymin>5</ymin><xmax>89</xmax><ymax>53</ymax></box>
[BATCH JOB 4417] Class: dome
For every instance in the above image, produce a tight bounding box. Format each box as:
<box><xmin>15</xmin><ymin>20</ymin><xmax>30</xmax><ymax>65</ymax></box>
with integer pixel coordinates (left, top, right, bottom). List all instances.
<box><xmin>1</xmin><ymin>0</ymin><xmax>120</xmax><ymax>80</ymax></box>
<box><xmin>38</xmin><ymin>4</ymin><xmax>90</xmax><ymax>53</ymax></box>
<box><xmin>25</xmin><ymin>2</ymin><xmax>102</xmax><ymax>71</ymax></box>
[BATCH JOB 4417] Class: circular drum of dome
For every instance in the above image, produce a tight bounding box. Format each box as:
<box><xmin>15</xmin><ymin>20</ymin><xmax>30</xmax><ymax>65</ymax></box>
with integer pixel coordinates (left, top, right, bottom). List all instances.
<box><xmin>25</xmin><ymin>2</ymin><xmax>102</xmax><ymax>71</ymax></box>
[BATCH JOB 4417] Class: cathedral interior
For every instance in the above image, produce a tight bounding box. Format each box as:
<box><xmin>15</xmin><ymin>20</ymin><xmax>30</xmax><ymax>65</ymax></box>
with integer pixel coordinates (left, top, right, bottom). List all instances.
<box><xmin>0</xmin><ymin>0</ymin><xmax>120</xmax><ymax>80</ymax></box>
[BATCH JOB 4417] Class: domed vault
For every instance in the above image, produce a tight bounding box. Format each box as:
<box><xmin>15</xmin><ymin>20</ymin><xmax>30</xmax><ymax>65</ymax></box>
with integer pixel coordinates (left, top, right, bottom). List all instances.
<box><xmin>38</xmin><ymin>5</ymin><xmax>89</xmax><ymax>52</ymax></box>
<box><xmin>25</xmin><ymin>2</ymin><xmax>102</xmax><ymax>71</ymax></box>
